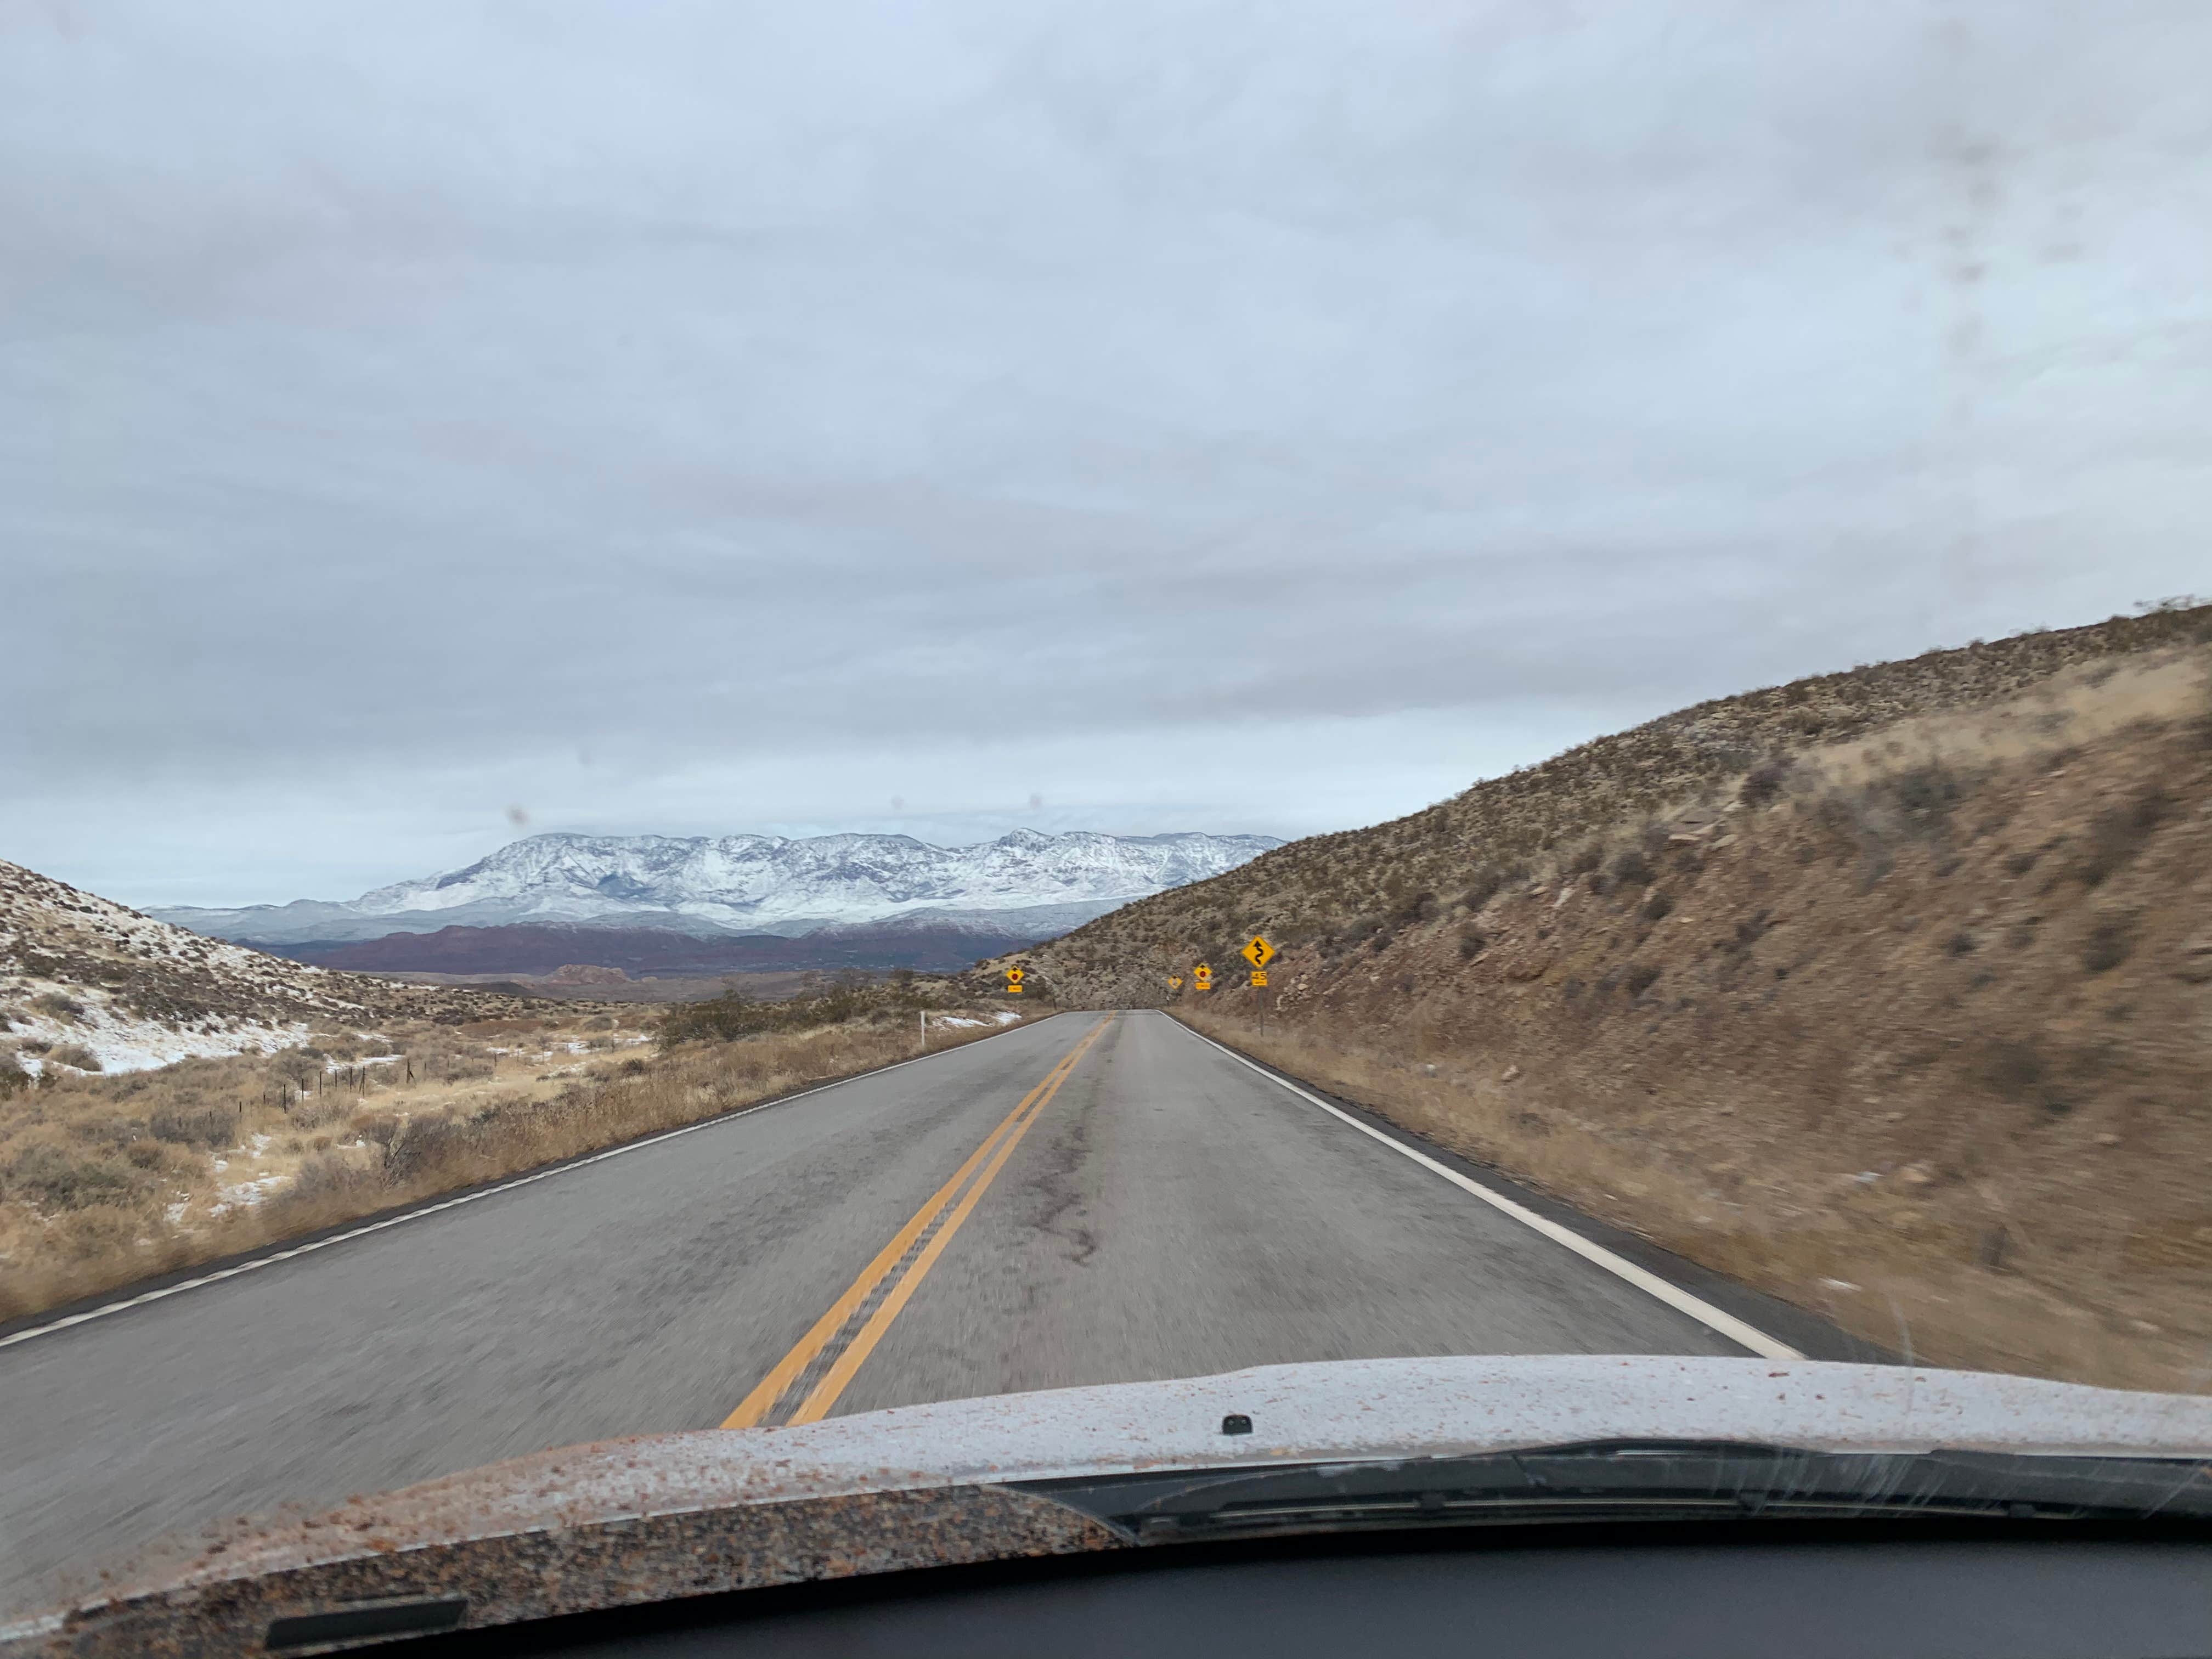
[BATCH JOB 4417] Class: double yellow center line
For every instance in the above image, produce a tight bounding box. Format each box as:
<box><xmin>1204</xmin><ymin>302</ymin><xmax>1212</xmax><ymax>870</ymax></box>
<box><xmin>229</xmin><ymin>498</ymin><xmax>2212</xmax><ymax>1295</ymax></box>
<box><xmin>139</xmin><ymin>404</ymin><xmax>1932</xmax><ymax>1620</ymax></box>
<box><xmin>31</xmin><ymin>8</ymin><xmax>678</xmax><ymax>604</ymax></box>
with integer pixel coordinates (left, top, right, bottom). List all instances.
<box><xmin>721</xmin><ymin>1016</ymin><xmax>1111</xmax><ymax>1429</ymax></box>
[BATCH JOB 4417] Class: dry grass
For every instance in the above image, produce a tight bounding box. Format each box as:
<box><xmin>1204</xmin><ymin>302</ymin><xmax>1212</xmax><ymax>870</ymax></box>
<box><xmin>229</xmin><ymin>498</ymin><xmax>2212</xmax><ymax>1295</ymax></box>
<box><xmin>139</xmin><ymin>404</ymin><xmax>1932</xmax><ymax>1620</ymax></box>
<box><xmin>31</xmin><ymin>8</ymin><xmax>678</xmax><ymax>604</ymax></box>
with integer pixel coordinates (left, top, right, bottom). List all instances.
<box><xmin>1179</xmin><ymin>1012</ymin><xmax>2207</xmax><ymax>1393</ymax></box>
<box><xmin>0</xmin><ymin>1004</ymin><xmax>1042</xmax><ymax>1323</ymax></box>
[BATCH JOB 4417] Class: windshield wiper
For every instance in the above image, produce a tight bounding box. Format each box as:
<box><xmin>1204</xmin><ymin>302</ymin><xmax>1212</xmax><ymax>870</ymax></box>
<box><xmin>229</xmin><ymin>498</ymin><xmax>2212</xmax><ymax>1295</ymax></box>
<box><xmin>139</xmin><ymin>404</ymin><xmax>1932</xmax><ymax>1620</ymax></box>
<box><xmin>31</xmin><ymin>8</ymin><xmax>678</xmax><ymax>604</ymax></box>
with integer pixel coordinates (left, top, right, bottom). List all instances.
<box><xmin>1015</xmin><ymin>1441</ymin><xmax>2212</xmax><ymax>1544</ymax></box>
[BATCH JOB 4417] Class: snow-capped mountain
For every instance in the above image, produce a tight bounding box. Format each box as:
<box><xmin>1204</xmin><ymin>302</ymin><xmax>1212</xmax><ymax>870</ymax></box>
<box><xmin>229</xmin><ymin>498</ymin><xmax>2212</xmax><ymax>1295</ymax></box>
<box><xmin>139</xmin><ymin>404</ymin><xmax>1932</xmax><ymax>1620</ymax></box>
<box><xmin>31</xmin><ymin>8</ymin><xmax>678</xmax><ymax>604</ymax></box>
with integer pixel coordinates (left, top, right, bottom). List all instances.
<box><xmin>152</xmin><ymin>830</ymin><xmax>1282</xmax><ymax>947</ymax></box>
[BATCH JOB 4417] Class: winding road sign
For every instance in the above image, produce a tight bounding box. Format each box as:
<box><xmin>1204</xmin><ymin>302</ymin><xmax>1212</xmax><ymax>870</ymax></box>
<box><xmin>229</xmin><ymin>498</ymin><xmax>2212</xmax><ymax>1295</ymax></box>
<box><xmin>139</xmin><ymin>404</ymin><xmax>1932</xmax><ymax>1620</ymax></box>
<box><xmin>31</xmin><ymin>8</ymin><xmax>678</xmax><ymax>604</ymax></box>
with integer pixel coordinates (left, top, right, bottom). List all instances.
<box><xmin>1242</xmin><ymin>936</ymin><xmax>1275</xmax><ymax>968</ymax></box>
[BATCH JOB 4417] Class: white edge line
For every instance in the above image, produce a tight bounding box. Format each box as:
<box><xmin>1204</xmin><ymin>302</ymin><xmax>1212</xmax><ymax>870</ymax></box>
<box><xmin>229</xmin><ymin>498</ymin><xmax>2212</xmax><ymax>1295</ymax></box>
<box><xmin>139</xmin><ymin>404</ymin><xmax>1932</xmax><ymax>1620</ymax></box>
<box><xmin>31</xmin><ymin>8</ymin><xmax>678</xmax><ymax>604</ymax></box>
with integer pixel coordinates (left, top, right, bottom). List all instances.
<box><xmin>1172</xmin><ymin>1017</ymin><xmax>1804</xmax><ymax>1362</ymax></box>
<box><xmin>0</xmin><ymin>1013</ymin><xmax>1066</xmax><ymax>1354</ymax></box>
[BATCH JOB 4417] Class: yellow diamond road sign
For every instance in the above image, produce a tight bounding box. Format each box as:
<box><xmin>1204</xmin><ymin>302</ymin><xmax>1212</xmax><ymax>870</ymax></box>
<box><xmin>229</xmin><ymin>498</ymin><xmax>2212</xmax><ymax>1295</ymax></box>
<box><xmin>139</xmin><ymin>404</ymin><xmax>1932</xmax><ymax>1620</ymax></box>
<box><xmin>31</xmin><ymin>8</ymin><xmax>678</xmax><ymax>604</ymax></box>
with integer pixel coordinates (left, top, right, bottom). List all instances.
<box><xmin>1193</xmin><ymin>964</ymin><xmax>1212</xmax><ymax>988</ymax></box>
<box><xmin>1169</xmin><ymin>975</ymin><xmax>1183</xmax><ymax>989</ymax></box>
<box><xmin>1242</xmin><ymin>936</ymin><xmax>1275</xmax><ymax>968</ymax></box>
<box><xmin>1006</xmin><ymin>966</ymin><xmax>1024</xmax><ymax>981</ymax></box>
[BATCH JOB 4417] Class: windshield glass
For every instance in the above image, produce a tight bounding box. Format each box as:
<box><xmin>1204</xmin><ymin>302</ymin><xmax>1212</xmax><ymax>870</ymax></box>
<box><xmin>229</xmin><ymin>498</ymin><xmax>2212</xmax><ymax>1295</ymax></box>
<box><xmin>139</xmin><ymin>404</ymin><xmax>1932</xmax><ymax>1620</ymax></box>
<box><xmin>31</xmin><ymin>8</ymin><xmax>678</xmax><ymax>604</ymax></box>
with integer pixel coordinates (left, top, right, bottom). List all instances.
<box><xmin>2</xmin><ymin>0</ymin><xmax>2208</xmax><ymax>1628</ymax></box>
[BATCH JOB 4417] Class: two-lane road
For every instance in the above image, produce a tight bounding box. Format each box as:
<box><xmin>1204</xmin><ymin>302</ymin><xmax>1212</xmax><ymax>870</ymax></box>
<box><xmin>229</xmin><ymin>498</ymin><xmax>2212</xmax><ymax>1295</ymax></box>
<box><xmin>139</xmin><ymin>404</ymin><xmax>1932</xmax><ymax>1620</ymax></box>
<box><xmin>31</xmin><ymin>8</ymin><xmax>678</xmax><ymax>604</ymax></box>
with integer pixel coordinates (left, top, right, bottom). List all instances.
<box><xmin>0</xmin><ymin>1011</ymin><xmax>1832</xmax><ymax>1613</ymax></box>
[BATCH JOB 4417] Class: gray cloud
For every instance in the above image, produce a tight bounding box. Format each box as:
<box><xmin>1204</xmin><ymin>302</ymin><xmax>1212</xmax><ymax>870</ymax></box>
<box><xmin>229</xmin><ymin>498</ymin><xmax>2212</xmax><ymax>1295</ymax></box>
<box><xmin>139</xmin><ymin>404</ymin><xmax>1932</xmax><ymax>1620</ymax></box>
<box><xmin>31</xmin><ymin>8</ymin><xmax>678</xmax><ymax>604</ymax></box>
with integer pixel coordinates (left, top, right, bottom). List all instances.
<box><xmin>5</xmin><ymin>0</ymin><xmax>2208</xmax><ymax>905</ymax></box>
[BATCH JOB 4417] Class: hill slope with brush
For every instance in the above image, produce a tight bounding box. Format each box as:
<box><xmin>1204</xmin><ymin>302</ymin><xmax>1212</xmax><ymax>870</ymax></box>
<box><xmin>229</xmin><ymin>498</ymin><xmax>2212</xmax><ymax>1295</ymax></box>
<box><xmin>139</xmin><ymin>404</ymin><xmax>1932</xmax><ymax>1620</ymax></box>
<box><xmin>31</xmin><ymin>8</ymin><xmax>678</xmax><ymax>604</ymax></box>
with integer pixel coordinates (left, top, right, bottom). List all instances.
<box><xmin>1015</xmin><ymin>603</ymin><xmax>2212</xmax><ymax>1390</ymax></box>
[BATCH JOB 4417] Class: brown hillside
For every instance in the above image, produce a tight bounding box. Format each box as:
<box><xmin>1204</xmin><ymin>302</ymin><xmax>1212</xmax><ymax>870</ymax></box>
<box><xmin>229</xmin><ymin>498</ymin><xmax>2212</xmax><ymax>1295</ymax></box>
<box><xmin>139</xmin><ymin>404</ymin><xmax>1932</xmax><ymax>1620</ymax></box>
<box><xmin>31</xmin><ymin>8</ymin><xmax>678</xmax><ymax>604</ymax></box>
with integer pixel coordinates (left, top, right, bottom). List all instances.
<box><xmin>1017</xmin><ymin>605</ymin><xmax>2212</xmax><ymax>1390</ymax></box>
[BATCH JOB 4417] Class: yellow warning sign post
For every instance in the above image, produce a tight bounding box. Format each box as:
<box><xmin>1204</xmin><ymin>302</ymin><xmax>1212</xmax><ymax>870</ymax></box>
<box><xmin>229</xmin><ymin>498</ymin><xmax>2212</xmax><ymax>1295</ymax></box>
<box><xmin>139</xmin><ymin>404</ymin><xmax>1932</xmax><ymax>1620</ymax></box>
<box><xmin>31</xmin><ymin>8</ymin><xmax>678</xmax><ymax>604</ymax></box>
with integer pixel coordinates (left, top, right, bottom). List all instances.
<box><xmin>1168</xmin><ymin>975</ymin><xmax>1184</xmax><ymax>991</ymax></box>
<box><xmin>1005</xmin><ymin>965</ymin><xmax>1025</xmax><ymax>996</ymax></box>
<box><xmin>1242</xmin><ymin>936</ymin><xmax>1276</xmax><ymax>1032</ymax></box>
<box><xmin>1193</xmin><ymin>964</ymin><xmax>1212</xmax><ymax>991</ymax></box>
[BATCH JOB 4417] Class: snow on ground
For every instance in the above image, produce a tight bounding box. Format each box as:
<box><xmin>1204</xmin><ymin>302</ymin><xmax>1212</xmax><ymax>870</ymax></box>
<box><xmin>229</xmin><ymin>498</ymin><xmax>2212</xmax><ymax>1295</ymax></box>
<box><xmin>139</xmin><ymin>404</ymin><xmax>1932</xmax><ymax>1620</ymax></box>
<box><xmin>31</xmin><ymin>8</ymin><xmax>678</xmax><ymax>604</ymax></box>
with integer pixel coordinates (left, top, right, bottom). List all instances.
<box><xmin>929</xmin><ymin>1009</ymin><xmax>1027</xmax><ymax>1030</ymax></box>
<box><xmin>4</xmin><ymin>992</ymin><xmax>313</xmax><ymax>1077</ymax></box>
<box><xmin>208</xmin><ymin>1172</ymin><xmax>290</xmax><ymax>1217</ymax></box>
<box><xmin>2</xmin><ymin>854</ymin><xmax>362</xmax><ymax>1076</ymax></box>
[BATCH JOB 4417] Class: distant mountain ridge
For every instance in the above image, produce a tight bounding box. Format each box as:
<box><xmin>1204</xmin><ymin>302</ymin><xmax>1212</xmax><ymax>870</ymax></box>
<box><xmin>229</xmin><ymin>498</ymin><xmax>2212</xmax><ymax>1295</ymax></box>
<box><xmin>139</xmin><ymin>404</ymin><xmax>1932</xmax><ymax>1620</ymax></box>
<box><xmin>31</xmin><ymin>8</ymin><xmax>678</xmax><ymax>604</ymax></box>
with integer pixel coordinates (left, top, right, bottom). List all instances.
<box><xmin>153</xmin><ymin>830</ymin><xmax>1281</xmax><ymax>948</ymax></box>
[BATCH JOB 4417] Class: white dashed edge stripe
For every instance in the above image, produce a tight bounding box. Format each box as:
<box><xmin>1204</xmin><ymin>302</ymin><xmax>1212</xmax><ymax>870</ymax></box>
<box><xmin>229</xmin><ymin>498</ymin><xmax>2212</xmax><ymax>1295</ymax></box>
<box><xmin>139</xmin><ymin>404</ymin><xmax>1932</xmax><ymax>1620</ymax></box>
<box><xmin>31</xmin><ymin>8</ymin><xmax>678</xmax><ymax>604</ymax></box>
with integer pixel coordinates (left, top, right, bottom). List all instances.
<box><xmin>0</xmin><ymin>1014</ymin><xmax>1065</xmax><ymax>1354</ymax></box>
<box><xmin>1173</xmin><ymin>1018</ymin><xmax>1804</xmax><ymax>1361</ymax></box>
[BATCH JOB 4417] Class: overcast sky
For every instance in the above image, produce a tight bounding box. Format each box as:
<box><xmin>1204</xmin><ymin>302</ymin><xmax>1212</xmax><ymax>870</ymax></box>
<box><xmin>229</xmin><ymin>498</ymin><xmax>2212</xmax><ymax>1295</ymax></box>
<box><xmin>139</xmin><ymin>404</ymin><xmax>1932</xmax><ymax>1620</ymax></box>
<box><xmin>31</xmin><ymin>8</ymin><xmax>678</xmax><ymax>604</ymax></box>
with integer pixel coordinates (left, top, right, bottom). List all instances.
<box><xmin>5</xmin><ymin>1</ymin><xmax>2208</xmax><ymax>907</ymax></box>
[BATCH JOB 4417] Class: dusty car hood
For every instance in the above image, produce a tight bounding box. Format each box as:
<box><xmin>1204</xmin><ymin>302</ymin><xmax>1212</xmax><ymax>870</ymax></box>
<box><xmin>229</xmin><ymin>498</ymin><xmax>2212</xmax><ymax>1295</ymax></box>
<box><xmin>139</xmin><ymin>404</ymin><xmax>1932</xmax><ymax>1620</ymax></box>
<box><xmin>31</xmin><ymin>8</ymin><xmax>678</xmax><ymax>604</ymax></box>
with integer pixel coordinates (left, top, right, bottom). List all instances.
<box><xmin>9</xmin><ymin>1355</ymin><xmax>2211</xmax><ymax>1656</ymax></box>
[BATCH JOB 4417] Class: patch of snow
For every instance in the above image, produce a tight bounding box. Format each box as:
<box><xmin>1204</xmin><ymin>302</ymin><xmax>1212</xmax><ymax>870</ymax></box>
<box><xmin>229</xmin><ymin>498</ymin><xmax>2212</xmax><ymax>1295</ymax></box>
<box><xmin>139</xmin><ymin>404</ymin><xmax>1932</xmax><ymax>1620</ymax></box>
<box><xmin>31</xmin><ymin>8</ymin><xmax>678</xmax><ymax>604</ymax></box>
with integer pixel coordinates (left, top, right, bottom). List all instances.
<box><xmin>1</xmin><ymin>996</ymin><xmax>313</xmax><ymax>1077</ymax></box>
<box><xmin>208</xmin><ymin>1172</ymin><xmax>289</xmax><ymax>1216</ymax></box>
<box><xmin>929</xmin><ymin>1011</ymin><xmax>1024</xmax><ymax>1031</ymax></box>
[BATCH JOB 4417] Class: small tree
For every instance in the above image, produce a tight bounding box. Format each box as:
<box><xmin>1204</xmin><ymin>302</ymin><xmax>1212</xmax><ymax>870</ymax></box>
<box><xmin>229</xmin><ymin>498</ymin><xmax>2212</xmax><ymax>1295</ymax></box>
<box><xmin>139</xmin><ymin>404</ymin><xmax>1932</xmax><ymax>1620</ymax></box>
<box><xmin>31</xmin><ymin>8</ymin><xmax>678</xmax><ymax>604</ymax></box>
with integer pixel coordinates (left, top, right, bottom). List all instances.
<box><xmin>273</xmin><ymin>1048</ymin><xmax>321</xmax><ymax>1094</ymax></box>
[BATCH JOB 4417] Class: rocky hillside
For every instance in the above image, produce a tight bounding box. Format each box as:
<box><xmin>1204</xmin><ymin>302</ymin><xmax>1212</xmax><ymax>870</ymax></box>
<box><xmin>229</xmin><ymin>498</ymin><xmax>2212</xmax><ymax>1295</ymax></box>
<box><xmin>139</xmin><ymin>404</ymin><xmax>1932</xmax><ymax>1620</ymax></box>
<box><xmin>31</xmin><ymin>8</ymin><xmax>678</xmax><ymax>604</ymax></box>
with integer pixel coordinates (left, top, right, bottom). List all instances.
<box><xmin>1012</xmin><ymin>603</ymin><xmax>2212</xmax><ymax>1391</ymax></box>
<box><xmin>1026</xmin><ymin>604</ymin><xmax>2212</xmax><ymax>1004</ymax></box>
<box><xmin>1</xmin><ymin>860</ymin><xmax>544</xmax><ymax>1079</ymax></box>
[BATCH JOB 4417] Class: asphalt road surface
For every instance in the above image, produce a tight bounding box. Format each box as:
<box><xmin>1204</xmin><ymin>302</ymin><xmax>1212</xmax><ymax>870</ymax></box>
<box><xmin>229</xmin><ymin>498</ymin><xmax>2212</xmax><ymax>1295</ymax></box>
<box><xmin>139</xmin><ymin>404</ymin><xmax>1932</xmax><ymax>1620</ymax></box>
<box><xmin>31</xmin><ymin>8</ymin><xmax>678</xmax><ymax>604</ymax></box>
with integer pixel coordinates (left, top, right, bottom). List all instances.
<box><xmin>0</xmin><ymin>1011</ymin><xmax>1832</xmax><ymax>1615</ymax></box>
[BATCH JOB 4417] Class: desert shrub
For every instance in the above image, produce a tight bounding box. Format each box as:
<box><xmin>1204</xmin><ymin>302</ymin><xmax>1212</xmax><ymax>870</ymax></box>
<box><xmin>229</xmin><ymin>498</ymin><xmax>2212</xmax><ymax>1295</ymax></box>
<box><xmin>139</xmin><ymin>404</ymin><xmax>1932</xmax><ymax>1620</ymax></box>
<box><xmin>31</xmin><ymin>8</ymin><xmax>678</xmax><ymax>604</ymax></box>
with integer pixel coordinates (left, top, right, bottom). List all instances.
<box><xmin>2078</xmin><ymin>786</ymin><xmax>2170</xmax><ymax>886</ymax></box>
<box><xmin>1456</xmin><ymin>927</ymin><xmax>1486</xmax><ymax>961</ymax></box>
<box><xmin>1623</xmin><ymin>963</ymin><xmax>1662</xmax><ymax>997</ymax></box>
<box><xmin>4</xmin><ymin>1143</ymin><xmax>142</xmax><ymax>1210</ymax></box>
<box><xmin>1457</xmin><ymin>871</ymin><xmax>1508</xmax><ymax>912</ymax></box>
<box><xmin>663</xmin><ymin>979</ymin><xmax>880</xmax><ymax>1046</ymax></box>
<box><xmin>2081</xmin><ymin>916</ymin><xmax>2136</xmax><ymax>974</ymax></box>
<box><xmin>1607</xmin><ymin>848</ymin><xmax>1655</xmax><ymax>890</ymax></box>
<box><xmin>1563</xmin><ymin>843</ymin><xmax>1604</xmax><ymax>877</ymax></box>
<box><xmin>47</xmin><ymin>1205</ymin><xmax>146</xmax><ymax>1261</ymax></box>
<box><xmin>1973</xmin><ymin>1037</ymin><xmax>2045</xmax><ymax>1100</ymax></box>
<box><xmin>1740</xmin><ymin>758</ymin><xmax>1793</xmax><ymax>807</ymax></box>
<box><xmin>286</xmin><ymin>1153</ymin><xmax>380</xmax><ymax>1203</ymax></box>
<box><xmin>272</xmin><ymin>1048</ymin><xmax>323</xmax><ymax>1091</ymax></box>
<box><xmin>1639</xmin><ymin>889</ymin><xmax>1675</xmax><ymax>923</ymax></box>
<box><xmin>72</xmin><ymin>1113</ymin><xmax>141</xmax><ymax>1150</ymax></box>
<box><xmin>2003</xmin><ymin>849</ymin><xmax>2040</xmax><ymax>877</ymax></box>
<box><xmin>47</xmin><ymin>1042</ymin><xmax>101</xmax><ymax>1073</ymax></box>
<box><xmin>1881</xmin><ymin>762</ymin><xmax>1966</xmax><ymax>834</ymax></box>
<box><xmin>1390</xmin><ymin>889</ymin><xmax>1438</xmax><ymax>925</ymax></box>
<box><xmin>150</xmin><ymin>1103</ymin><xmax>236</xmax><ymax>1147</ymax></box>
<box><xmin>31</xmin><ymin>992</ymin><xmax>85</xmax><ymax>1022</ymax></box>
<box><xmin>1945</xmin><ymin>929</ymin><xmax>1978</xmax><ymax>956</ymax></box>
<box><xmin>292</xmin><ymin>1092</ymin><xmax>355</xmax><ymax>1128</ymax></box>
<box><xmin>377</xmin><ymin>1114</ymin><xmax>473</xmax><ymax>1182</ymax></box>
<box><xmin>125</xmin><ymin>1141</ymin><xmax>174</xmax><ymax>1171</ymax></box>
<box><xmin>0</xmin><ymin>1050</ymin><xmax>25</xmax><ymax>1096</ymax></box>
